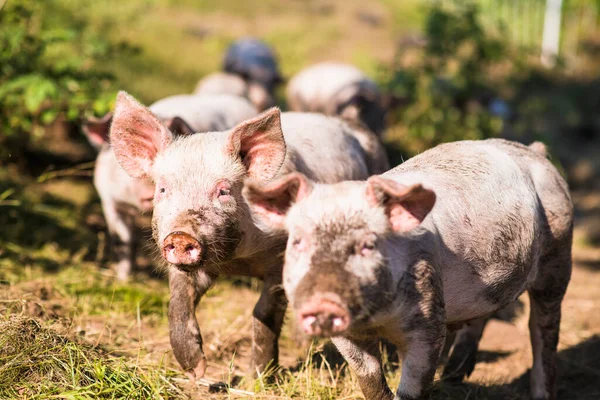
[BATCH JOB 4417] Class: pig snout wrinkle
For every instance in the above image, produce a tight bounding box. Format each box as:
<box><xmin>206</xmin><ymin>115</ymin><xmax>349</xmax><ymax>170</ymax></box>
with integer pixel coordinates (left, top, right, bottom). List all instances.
<box><xmin>162</xmin><ymin>232</ymin><xmax>203</xmax><ymax>267</ymax></box>
<box><xmin>298</xmin><ymin>295</ymin><xmax>350</xmax><ymax>337</ymax></box>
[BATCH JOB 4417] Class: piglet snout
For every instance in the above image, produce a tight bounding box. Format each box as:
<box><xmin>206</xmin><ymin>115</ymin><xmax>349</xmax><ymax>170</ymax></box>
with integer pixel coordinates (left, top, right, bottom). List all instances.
<box><xmin>298</xmin><ymin>295</ymin><xmax>350</xmax><ymax>337</ymax></box>
<box><xmin>162</xmin><ymin>232</ymin><xmax>203</xmax><ymax>267</ymax></box>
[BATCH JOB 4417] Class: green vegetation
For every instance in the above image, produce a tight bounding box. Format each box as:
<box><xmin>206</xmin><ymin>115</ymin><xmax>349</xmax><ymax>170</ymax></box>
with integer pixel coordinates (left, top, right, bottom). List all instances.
<box><xmin>0</xmin><ymin>0</ymin><xmax>135</xmax><ymax>161</ymax></box>
<box><xmin>0</xmin><ymin>316</ymin><xmax>180</xmax><ymax>399</ymax></box>
<box><xmin>384</xmin><ymin>3</ymin><xmax>509</xmax><ymax>155</ymax></box>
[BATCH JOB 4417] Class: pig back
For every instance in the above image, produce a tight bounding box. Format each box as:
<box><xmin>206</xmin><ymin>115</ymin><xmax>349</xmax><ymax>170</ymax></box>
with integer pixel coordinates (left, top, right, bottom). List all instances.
<box><xmin>149</xmin><ymin>94</ymin><xmax>258</xmax><ymax>133</ymax></box>
<box><xmin>286</xmin><ymin>63</ymin><xmax>375</xmax><ymax>112</ymax></box>
<box><xmin>194</xmin><ymin>72</ymin><xmax>248</xmax><ymax>98</ymax></box>
<box><xmin>278</xmin><ymin>112</ymin><xmax>380</xmax><ymax>182</ymax></box>
<box><xmin>385</xmin><ymin>139</ymin><xmax>571</xmax><ymax>322</ymax></box>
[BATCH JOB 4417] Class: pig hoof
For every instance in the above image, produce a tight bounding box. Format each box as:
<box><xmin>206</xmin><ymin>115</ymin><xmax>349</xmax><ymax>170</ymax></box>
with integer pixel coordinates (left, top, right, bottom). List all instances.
<box><xmin>186</xmin><ymin>356</ymin><xmax>207</xmax><ymax>382</ymax></box>
<box><xmin>208</xmin><ymin>381</ymin><xmax>229</xmax><ymax>393</ymax></box>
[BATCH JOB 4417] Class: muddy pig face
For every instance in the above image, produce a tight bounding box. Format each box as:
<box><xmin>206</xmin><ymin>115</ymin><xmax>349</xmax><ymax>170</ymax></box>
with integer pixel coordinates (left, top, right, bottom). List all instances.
<box><xmin>109</xmin><ymin>92</ymin><xmax>286</xmax><ymax>272</ymax></box>
<box><xmin>243</xmin><ymin>173</ymin><xmax>435</xmax><ymax>337</ymax></box>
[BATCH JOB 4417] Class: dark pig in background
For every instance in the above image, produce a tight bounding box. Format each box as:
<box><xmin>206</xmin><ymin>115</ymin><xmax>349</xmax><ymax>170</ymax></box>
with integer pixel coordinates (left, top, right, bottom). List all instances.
<box><xmin>195</xmin><ymin>37</ymin><xmax>283</xmax><ymax>111</ymax></box>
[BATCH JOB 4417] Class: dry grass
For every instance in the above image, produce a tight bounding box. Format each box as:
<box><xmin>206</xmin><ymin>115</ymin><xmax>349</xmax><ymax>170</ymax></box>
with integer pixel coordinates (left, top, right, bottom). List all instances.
<box><xmin>0</xmin><ymin>316</ymin><xmax>182</xmax><ymax>399</ymax></box>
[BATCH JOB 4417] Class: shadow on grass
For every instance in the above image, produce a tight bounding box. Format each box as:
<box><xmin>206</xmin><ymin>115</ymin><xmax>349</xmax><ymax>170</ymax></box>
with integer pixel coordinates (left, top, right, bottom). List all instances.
<box><xmin>476</xmin><ymin>349</ymin><xmax>514</xmax><ymax>364</ymax></box>
<box><xmin>0</xmin><ymin>177</ymin><xmax>99</xmax><ymax>272</ymax></box>
<box><xmin>287</xmin><ymin>334</ymin><xmax>600</xmax><ymax>400</ymax></box>
<box><xmin>435</xmin><ymin>335</ymin><xmax>600</xmax><ymax>400</ymax></box>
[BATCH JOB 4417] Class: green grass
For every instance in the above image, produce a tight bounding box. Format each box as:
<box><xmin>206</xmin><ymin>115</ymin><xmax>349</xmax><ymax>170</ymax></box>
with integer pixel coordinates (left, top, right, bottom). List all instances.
<box><xmin>0</xmin><ymin>316</ymin><xmax>182</xmax><ymax>400</ymax></box>
<box><xmin>54</xmin><ymin>0</ymin><xmax>429</xmax><ymax>104</ymax></box>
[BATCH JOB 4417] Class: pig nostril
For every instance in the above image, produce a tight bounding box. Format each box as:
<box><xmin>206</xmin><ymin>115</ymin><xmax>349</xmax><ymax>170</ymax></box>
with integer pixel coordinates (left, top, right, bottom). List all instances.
<box><xmin>165</xmin><ymin>244</ymin><xmax>175</xmax><ymax>251</ymax></box>
<box><xmin>185</xmin><ymin>244</ymin><xmax>196</xmax><ymax>253</ymax></box>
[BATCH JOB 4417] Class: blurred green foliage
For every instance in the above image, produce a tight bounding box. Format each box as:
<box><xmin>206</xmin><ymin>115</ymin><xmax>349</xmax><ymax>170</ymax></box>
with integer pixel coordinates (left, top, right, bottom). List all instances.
<box><xmin>384</xmin><ymin>3</ymin><xmax>510</xmax><ymax>153</ymax></box>
<box><xmin>0</xmin><ymin>0</ymin><xmax>135</xmax><ymax>160</ymax></box>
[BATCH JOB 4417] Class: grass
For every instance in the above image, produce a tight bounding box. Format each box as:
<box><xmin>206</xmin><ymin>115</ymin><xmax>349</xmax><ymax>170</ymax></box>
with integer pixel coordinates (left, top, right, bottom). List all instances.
<box><xmin>0</xmin><ymin>316</ymin><xmax>181</xmax><ymax>400</ymax></box>
<box><xmin>62</xmin><ymin>0</ymin><xmax>428</xmax><ymax>104</ymax></box>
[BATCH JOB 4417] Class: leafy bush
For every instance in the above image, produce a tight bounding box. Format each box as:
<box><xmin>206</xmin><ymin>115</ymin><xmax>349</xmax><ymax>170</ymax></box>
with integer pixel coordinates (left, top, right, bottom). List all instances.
<box><xmin>384</xmin><ymin>3</ymin><xmax>512</xmax><ymax>154</ymax></box>
<box><xmin>0</xmin><ymin>0</ymin><xmax>134</xmax><ymax>161</ymax></box>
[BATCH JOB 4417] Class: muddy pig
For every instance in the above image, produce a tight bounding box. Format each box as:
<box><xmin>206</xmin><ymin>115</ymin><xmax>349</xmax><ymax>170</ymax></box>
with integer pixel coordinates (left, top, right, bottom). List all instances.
<box><xmin>286</xmin><ymin>62</ymin><xmax>386</xmax><ymax>136</ymax></box>
<box><xmin>108</xmin><ymin>91</ymin><xmax>389</xmax><ymax>379</ymax></box>
<box><xmin>83</xmin><ymin>94</ymin><xmax>258</xmax><ymax>281</ymax></box>
<box><xmin>195</xmin><ymin>38</ymin><xmax>282</xmax><ymax>111</ymax></box>
<box><xmin>243</xmin><ymin>139</ymin><xmax>572</xmax><ymax>400</ymax></box>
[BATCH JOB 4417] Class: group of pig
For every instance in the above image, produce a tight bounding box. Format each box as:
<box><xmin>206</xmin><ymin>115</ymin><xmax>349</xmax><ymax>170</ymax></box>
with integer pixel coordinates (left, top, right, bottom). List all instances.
<box><xmin>83</xmin><ymin>38</ymin><xmax>573</xmax><ymax>400</ymax></box>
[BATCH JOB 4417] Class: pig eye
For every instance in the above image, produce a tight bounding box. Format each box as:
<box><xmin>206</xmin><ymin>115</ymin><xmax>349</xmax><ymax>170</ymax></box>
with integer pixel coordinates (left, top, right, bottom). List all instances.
<box><xmin>218</xmin><ymin>188</ymin><xmax>230</xmax><ymax>197</ymax></box>
<box><xmin>159</xmin><ymin>188</ymin><xmax>166</xmax><ymax>194</ymax></box>
<box><xmin>291</xmin><ymin>237</ymin><xmax>305</xmax><ymax>250</ymax></box>
<box><xmin>360</xmin><ymin>241</ymin><xmax>376</xmax><ymax>256</ymax></box>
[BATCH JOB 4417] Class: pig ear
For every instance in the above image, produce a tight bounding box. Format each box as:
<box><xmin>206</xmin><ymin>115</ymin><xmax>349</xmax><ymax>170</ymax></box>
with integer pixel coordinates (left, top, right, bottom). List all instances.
<box><xmin>366</xmin><ymin>176</ymin><xmax>436</xmax><ymax>233</ymax></box>
<box><xmin>228</xmin><ymin>107</ymin><xmax>286</xmax><ymax>182</ymax></box>
<box><xmin>242</xmin><ymin>172</ymin><xmax>312</xmax><ymax>232</ymax></box>
<box><xmin>164</xmin><ymin>116</ymin><xmax>195</xmax><ymax>136</ymax></box>
<box><xmin>82</xmin><ymin>112</ymin><xmax>113</xmax><ymax>149</ymax></box>
<box><xmin>110</xmin><ymin>91</ymin><xmax>173</xmax><ymax>179</ymax></box>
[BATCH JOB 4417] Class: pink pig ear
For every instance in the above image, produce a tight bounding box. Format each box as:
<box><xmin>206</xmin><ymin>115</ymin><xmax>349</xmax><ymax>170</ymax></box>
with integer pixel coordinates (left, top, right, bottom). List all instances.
<box><xmin>227</xmin><ymin>107</ymin><xmax>286</xmax><ymax>182</ymax></box>
<box><xmin>109</xmin><ymin>91</ymin><xmax>173</xmax><ymax>179</ymax></box>
<box><xmin>242</xmin><ymin>172</ymin><xmax>312</xmax><ymax>232</ymax></box>
<box><xmin>366</xmin><ymin>176</ymin><xmax>436</xmax><ymax>233</ymax></box>
<box><xmin>82</xmin><ymin>112</ymin><xmax>113</xmax><ymax>149</ymax></box>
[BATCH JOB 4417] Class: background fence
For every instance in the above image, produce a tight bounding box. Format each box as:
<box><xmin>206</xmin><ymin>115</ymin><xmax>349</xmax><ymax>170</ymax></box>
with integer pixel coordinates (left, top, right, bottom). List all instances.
<box><xmin>435</xmin><ymin>0</ymin><xmax>600</xmax><ymax>67</ymax></box>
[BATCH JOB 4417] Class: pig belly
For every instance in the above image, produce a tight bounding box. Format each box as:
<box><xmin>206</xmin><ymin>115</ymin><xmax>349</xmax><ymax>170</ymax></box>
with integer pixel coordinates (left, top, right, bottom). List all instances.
<box><xmin>442</xmin><ymin>260</ymin><xmax>533</xmax><ymax>323</ymax></box>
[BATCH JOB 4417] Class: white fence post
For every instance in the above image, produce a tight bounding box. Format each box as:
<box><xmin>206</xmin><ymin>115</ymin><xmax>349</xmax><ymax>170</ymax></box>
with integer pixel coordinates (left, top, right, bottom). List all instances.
<box><xmin>541</xmin><ymin>0</ymin><xmax>564</xmax><ymax>67</ymax></box>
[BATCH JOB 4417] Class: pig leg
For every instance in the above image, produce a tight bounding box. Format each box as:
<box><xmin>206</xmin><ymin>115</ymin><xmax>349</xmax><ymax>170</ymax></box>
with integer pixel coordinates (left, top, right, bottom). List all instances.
<box><xmin>391</xmin><ymin>260</ymin><xmax>446</xmax><ymax>399</ymax></box>
<box><xmin>251</xmin><ymin>275</ymin><xmax>288</xmax><ymax>375</ymax></box>
<box><xmin>102</xmin><ymin>200</ymin><xmax>135</xmax><ymax>281</ymax></box>
<box><xmin>527</xmin><ymin>251</ymin><xmax>571</xmax><ymax>400</ymax></box>
<box><xmin>438</xmin><ymin>330</ymin><xmax>456</xmax><ymax>365</ymax></box>
<box><xmin>442</xmin><ymin>318</ymin><xmax>488</xmax><ymax>382</ymax></box>
<box><xmin>332</xmin><ymin>336</ymin><xmax>394</xmax><ymax>400</ymax></box>
<box><xmin>395</xmin><ymin>328</ymin><xmax>446</xmax><ymax>400</ymax></box>
<box><xmin>168</xmin><ymin>267</ymin><xmax>214</xmax><ymax>381</ymax></box>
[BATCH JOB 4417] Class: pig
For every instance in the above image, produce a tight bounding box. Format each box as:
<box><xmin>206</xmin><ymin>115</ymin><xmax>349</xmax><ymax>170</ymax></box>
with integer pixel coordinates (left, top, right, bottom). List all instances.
<box><xmin>243</xmin><ymin>139</ymin><xmax>572</xmax><ymax>400</ymax></box>
<box><xmin>223</xmin><ymin>37</ymin><xmax>282</xmax><ymax>91</ymax></box>
<box><xmin>194</xmin><ymin>72</ymin><xmax>275</xmax><ymax>112</ymax></box>
<box><xmin>83</xmin><ymin>94</ymin><xmax>258</xmax><ymax>281</ymax></box>
<box><xmin>107</xmin><ymin>91</ymin><xmax>390</xmax><ymax>380</ymax></box>
<box><xmin>194</xmin><ymin>38</ymin><xmax>283</xmax><ymax>111</ymax></box>
<box><xmin>286</xmin><ymin>62</ymin><xmax>386</xmax><ymax>136</ymax></box>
